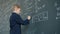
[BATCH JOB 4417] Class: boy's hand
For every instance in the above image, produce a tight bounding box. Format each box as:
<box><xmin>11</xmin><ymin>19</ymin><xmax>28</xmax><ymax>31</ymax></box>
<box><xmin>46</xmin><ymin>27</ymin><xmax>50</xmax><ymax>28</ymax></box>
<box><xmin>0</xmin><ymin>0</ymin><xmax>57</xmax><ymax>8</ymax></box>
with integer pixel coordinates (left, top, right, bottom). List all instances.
<box><xmin>27</xmin><ymin>16</ymin><xmax>31</xmax><ymax>20</ymax></box>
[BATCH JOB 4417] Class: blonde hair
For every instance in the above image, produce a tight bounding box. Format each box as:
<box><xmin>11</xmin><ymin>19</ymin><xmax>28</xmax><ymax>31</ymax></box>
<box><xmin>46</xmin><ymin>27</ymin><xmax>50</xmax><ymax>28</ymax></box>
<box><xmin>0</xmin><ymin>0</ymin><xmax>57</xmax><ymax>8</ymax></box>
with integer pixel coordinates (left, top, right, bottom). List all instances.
<box><xmin>12</xmin><ymin>4</ymin><xmax>20</xmax><ymax>10</ymax></box>
<box><xmin>13</xmin><ymin>4</ymin><xmax>20</xmax><ymax>8</ymax></box>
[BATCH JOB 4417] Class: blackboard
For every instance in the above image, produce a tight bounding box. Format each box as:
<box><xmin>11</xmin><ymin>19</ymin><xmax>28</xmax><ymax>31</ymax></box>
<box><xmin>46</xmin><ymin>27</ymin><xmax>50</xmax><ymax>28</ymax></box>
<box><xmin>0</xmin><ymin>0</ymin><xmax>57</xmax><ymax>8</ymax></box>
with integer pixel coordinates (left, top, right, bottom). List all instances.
<box><xmin>0</xmin><ymin>0</ymin><xmax>60</xmax><ymax>34</ymax></box>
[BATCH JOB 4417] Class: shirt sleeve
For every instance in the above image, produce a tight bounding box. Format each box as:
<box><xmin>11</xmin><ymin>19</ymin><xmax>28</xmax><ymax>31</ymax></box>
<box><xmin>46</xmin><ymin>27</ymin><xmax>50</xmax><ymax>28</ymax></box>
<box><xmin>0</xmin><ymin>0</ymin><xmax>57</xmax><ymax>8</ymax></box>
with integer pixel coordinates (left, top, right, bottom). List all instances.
<box><xmin>15</xmin><ymin>15</ymin><xmax>30</xmax><ymax>25</ymax></box>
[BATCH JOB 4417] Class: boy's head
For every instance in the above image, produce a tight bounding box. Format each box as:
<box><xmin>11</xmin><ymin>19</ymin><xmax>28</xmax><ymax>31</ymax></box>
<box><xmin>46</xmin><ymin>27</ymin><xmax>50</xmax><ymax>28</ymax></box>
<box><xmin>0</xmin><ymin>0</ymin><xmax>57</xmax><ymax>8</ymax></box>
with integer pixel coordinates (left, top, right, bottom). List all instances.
<box><xmin>12</xmin><ymin>4</ymin><xmax>21</xmax><ymax>13</ymax></box>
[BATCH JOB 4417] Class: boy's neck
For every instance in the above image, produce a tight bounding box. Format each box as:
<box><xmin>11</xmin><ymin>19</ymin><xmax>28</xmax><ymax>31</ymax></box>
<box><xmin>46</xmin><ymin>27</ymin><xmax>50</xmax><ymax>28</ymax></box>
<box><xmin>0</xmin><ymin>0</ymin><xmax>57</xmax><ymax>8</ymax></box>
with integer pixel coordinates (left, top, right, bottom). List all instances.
<box><xmin>13</xmin><ymin>11</ymin><xmax>20</xmax><ymax>14</ymax></box>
